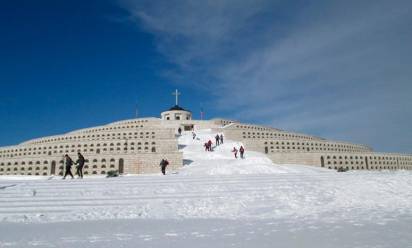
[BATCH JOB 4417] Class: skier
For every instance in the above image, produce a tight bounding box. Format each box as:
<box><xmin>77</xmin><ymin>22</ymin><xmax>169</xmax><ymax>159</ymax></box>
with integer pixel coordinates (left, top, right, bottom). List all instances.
<box><xmin>75</xmin><ymin>152</ymin><xmax>85</xmax><ymax>179</ymax></box>
<box><xmin>159</xmin><ymin>159</ymin><xmax>169</xmax><ymax>175</ymax></box>
<box><xmin>178</xmin><ymin>127</ymin><xmax>182</xmax><ymax>136</ymax></box>
<box><xmin>208</xmin><ymin>140</ymin><xmax>213</xmax><ymax>151</ymax></box>
<box><xmin>239</xmin><ymin>146</ymin><xmax>245</xmax><ymax>159</ymax></box>
<box><xmin>63</xmin><ymin>154</ymin><xmax>74</xmax><ymax>179</ymax></box>
<box><xmin>215</xmin><ymin>134</ymin><xmax>220</xmax><ymax>146</ymax></box>
<box><xmin>232</xmin><ymin>147</ymin><xmax>238</xmax><ymax>159</ymax></box>
<box><xmin>220</xmin><ymin>134</ymin><xmax>224</xmax><ymax>144</ymax></box>
<box><xmin>204</xmin><ymin>142</ymin><xmax>208</xmax><ymax>151</ymax></box>
<box><xmin>192</xmin><ymin>132</ymin><xmax>196</xmax><ymax>140</ymax></box>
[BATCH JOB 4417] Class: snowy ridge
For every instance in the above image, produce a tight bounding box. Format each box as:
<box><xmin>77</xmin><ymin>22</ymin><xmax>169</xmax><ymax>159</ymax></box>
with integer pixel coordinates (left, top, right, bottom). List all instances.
<box><xmin>0</xmin><ymin>129</ymin><xmax>411</xmax><ymax>225</ymax></box>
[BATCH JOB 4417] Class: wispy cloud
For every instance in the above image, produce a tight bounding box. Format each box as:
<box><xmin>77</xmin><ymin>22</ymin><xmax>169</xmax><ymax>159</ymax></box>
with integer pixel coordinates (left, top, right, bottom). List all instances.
<box><xmin>119</xmin><ymin>0</ymin><xmax>412</xmax><ymax>152</ymax></box>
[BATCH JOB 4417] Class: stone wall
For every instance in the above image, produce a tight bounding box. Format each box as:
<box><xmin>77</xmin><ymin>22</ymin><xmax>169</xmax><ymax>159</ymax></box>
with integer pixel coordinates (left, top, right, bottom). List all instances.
<box><xmin>265</xmin><ymin>152</ymin><xmax>412</xmax><ymax>170</ymax></box>
<box><xmin>2</xmin><ymin>116</ymin><xmax>411</xmax><ymax>176</ymax></box>
<box><xmin>0</xmin><ymin>117</ymin><xmax>183</xmax><ymax>176</ymax></box>
<box><xmin>222</xmin><ymin>123</ymin><xmax>412</xmax><ymax>171</ymax></box>
<box><xmin>0</xmin><ymin>117</ymin><xmax>235</xmax><ymax>176</ymax></box>
<box><xmin>0</xmin><ymin>151</ymin><xmax>183</xmax><ymax>176</ymax></box>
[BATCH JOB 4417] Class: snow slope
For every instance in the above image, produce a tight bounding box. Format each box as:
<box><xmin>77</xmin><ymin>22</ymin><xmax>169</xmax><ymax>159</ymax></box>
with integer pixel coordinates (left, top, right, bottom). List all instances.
<box><xmin>0</xmin><ymin>129</ymin><xmax>412</xmax><ymax>247</ymax></box>
<box><xmin>178</xmin><ymin>129</ymin><xmax>291</xmax><ymax>175</ymax></box>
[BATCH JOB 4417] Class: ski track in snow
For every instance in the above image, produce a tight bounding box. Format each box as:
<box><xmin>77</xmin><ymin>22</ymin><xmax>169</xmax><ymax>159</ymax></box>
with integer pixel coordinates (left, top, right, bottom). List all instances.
<box><xmin>0</xmin><ymin>129</ymin><xmax>412</xmax><ymax>247</ymax></box>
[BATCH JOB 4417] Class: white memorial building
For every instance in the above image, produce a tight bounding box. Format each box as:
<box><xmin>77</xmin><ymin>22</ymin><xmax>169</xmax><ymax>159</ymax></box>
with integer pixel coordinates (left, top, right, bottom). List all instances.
<box><xmin>0</xmin><ymin>90</ymin><xmax>411</xmax><ymax>176</ymax></box>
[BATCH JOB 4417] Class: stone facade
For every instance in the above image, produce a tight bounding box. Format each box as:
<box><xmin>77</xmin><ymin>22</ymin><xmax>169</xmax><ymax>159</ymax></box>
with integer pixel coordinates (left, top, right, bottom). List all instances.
<box><xmin>161</xmin><ymin>109</ymin><xmax>192</xmax><ymax>121</ymax></box>
<box><xmin>1</xmin><ymin>105</ymin><xmax>411</xmax><ymax>176</ymax></box>
<box><xmin>221</xmin><ymin>122</ymin><xmax>412</xmax><ymax>171</ymax></box>
<box><xmin>0</xmin><ymin>110</ymin><xmax>227</xmax><ymax>176</ymax></box>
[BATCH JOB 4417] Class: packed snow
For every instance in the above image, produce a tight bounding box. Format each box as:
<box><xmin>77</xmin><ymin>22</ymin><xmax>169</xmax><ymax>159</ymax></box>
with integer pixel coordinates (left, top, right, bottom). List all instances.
<box><xmin>0</xmin><ymin>129</ymin><xmax>411</xmax><ymax>247</ymax></box>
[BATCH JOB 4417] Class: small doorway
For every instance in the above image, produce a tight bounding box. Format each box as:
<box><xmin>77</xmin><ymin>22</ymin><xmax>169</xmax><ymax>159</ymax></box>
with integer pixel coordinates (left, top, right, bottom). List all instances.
<box><xmin>264</xmin><ymin>147</ymin><xmax>268</xmax><ymax>154</ymax></box>
<box><xmin>118</xmin><ymin>158</ymin><xmax>124</xmax><ymax>174</ymax></box>
<box><xmin>365</xmin><ymin>157</ymin><xmax>369</xmax><ymax>170</ymax></box>
<box><xmin>51</xmin><ymin>161</ymin><xmax>56</xmax><ymax>175</ymax></box>
<box><xmin>321</xmin><ymin>156</ymin><xmax>325</xmax><ymax>167</ymax></box>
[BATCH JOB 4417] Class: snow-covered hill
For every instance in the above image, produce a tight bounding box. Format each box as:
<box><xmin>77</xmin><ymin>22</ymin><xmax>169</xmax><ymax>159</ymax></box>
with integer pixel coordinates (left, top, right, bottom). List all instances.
<box><xmin>178</xmin><ymin>129</ymin><xmax>291</xmax><ymax>175</ymax></box>
<box><xmin>0</xmin><ymin>129</ymin><xmax>412</xmax><ymax>247</ymax></box>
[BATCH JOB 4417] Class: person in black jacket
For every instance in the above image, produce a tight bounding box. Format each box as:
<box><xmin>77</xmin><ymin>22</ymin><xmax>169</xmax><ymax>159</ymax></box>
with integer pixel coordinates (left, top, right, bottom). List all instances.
<box><xmin>75</xmin><ymin>152</ymin><xmax>85</xmax><ymax>179</ymax></box>
<box><xmin>159</xmin><ymin>159</ymin><xmax>169</xmax><ymax>175</ymax></box>
<box><xmin>63</xmin><ymin>154</ymin><xmax>74</xmax><ymax>179</ymax></box>
<box><xmin>239</xmin><ymin>146</ymin><xmax>245</xmax><ymax>159</ymax></box>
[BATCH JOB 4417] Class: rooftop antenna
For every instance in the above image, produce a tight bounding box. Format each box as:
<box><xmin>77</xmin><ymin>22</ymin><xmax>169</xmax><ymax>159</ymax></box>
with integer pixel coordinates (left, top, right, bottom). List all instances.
<box><xmin>200</xmin><ymin>103</ymin><xmax>204</xmax><ymax>120</ymax></box>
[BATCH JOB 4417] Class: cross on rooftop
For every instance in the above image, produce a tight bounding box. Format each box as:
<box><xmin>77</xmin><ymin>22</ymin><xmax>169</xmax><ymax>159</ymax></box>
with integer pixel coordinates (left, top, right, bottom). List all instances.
<box><xmin>172</xmin><ymin>89</ymin><xmax>181</xmax><ymax>106</ymax></box>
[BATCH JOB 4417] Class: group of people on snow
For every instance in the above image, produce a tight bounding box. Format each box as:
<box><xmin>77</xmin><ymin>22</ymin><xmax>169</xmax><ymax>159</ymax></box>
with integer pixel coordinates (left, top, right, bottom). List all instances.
<box><xmin>203</xmin><ymin>134</ymin><xmax>224</xmax><ymax>152</ymax></box>
<box><xmin>64</xmin><ymin>153</ymin><xmax>171</xmax><ymax>177</ymax></box>
<box><xmin>63</xmin><ymin>152</ymin><xmax>85</xmax><ymax>179</ymax></box>
<box><xmin>61</xmin><ymin>130</ymin><xmax>244</xmax><ymax>179</ymax></box>
<box><xmin>201</xmin><ymin>134</ymin><xmax>245</xmax><ymax>159</ymax></box>
<box><xmin>232</xmin><ymin>146</ymin><xmax>245</xmax><ymax>159</ymax></box>
<box><xmin>215</xmin><ymin>134</ymin><xmax>224</xmax><ymax>145</ymax></box>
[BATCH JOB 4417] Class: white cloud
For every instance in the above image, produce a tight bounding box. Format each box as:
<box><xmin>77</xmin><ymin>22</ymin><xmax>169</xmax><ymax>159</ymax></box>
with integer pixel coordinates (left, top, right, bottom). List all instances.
<box><xmin>120</xmin><ymin>0</ymin><xmax>412</xmax><ymax>152</ymax></box>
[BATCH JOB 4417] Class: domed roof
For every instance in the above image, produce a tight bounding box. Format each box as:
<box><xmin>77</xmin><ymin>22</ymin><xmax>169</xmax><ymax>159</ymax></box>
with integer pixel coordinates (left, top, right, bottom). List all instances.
<box><xmin>168</xmin><ymin>105</ymin><xmax>187</xmax><ymax>111</ymax></box>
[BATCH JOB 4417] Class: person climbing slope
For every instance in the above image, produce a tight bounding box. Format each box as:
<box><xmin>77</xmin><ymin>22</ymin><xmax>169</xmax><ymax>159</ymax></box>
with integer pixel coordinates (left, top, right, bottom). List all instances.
<box><xmin>232</xmin><ymin>147</ymin><xmax>238</xmax><ymax>159</ymax></box>
<box><xmin>215</xmin><ymin>134</ymin><xmax>220</xmax><ymax>146</ymax></box>
<box><xmin>208</xmin><ymin>140</ymin><xmax>213</xmax><ymax>151</ymax></box>
<box><xmin>239</xmin><ymin>146</ymin><xmax>245</xmax><ymax>159</ymax></box>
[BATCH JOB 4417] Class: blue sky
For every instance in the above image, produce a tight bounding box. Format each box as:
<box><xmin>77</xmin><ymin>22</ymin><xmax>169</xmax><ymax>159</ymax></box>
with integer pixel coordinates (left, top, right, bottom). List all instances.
<box><xmin>1</xmin><ymin>0</ymin><xmax>411</xmax><ymax>153</ymax></box>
